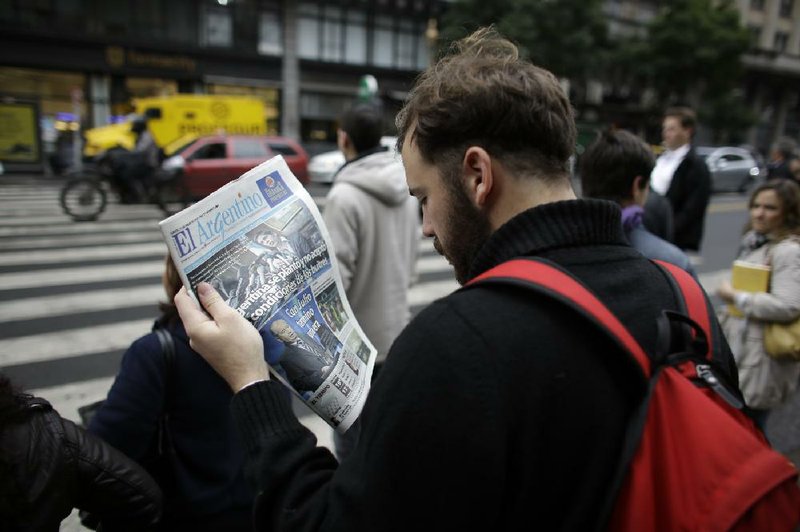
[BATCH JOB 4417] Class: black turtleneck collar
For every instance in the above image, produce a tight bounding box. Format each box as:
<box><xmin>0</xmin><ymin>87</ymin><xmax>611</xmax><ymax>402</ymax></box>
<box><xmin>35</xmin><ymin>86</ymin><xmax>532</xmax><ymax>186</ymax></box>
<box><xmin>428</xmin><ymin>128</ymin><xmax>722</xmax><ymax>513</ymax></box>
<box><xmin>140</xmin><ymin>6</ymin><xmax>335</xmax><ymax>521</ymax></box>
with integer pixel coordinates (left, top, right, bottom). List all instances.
<box><xmin>467</xmin><ymin>198</ymin><xmax>626</xmax><ymax>280</ymax></box>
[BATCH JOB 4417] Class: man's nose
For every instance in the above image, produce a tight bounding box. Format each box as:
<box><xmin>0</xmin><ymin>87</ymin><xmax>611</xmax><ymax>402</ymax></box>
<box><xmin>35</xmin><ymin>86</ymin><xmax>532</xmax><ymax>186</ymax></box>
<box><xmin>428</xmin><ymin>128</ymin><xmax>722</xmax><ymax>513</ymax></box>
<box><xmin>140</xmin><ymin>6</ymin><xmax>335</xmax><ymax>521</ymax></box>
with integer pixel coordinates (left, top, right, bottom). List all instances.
<box><xmin>421</xmin><ymin>215</ymin><xmax>435</xmax><ymax>238</ymax></box>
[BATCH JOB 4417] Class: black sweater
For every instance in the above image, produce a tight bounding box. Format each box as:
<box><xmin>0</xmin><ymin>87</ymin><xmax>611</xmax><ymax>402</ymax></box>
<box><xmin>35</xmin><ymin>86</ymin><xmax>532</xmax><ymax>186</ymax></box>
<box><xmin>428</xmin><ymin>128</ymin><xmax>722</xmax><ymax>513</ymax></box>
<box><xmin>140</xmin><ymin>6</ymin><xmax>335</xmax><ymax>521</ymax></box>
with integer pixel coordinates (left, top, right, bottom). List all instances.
<box><xmin>231</xmin><ymin>199</ymin><xmax>738</xmax><ymax>531</ymax></box>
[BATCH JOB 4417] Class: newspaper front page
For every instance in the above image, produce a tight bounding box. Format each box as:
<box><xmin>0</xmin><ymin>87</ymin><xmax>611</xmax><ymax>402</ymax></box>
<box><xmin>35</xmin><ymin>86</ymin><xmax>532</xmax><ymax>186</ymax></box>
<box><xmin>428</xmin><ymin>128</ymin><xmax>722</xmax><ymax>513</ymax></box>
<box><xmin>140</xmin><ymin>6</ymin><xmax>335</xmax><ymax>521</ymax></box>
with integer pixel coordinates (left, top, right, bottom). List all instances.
<box><xmin>159</xmin><ymin>155</ymin><xmax>376</xmax><ymax>432</ymax></box>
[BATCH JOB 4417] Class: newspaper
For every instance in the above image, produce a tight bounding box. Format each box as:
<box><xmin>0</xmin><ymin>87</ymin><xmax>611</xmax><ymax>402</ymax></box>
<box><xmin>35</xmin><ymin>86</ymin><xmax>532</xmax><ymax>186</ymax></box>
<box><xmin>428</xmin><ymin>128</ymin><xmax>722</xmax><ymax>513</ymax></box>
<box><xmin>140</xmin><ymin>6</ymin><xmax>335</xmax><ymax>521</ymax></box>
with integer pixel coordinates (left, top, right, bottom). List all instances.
<box><xmin>159</xmin><ymin>155</ymin><xmax>375</xmax><ymax>432</ymax></box>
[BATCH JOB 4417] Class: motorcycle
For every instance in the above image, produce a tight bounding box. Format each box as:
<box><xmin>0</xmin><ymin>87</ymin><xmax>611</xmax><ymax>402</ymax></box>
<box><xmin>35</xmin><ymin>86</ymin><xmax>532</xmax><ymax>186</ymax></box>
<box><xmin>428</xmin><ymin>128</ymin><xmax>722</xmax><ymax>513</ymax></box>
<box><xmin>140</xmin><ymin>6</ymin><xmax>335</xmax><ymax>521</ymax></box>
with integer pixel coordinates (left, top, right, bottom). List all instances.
<box><xmin>59</xmin><ymin>150</ymin><xmax>192</xmax><ymax>222</ymax></box>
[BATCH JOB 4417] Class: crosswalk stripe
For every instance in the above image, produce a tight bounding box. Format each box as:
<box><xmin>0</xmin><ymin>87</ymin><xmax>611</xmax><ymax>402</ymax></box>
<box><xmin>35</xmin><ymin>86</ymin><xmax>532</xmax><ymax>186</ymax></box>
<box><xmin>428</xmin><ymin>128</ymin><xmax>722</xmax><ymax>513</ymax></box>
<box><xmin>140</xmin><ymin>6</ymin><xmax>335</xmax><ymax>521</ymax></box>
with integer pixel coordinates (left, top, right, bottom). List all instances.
<box><xmin>30</xmin><ymin>376</ymin><xmax>116</xmax><ymax>422</ymax></box>
<box><xmin>0</xmin><ymin>211</ymin><xmax>163</xmax><ymax>226</ymax></box>
<box><xmin>0</xmin><ymin>180</ymin><xmax>736</xmax><ymax>447</ymax></box>
<box><xmin>0</xmin><ymin>242</ymin><xmax>167</xmax><ymax>266</ymax></box>
<box><xmin>1</xmin><ymin>229</ymin><xmax>162</xmax><ymax>250</ymax></box>
<box><xmin>0</xmin><ymin>260</ymin><xmax>163</xmax><ymax>290</ymax></box>
<box><xmin>0</xmin><ymin>284</ymin><xmax>164</xmax><ymax>321</ymax></box>
<box><xmin>416</xmin><ymin>253</ymin><xmax>450</xmax><ymax>274</ymax></box>
<box><xmin>0</xmin><ymin>219</ymin><xmax>161</xmax><ymax>237</ymax></box>
<box><xmin>0</xmin><ymin>319</ymin><xmax>153</xmax><ymax>366</ymax></box>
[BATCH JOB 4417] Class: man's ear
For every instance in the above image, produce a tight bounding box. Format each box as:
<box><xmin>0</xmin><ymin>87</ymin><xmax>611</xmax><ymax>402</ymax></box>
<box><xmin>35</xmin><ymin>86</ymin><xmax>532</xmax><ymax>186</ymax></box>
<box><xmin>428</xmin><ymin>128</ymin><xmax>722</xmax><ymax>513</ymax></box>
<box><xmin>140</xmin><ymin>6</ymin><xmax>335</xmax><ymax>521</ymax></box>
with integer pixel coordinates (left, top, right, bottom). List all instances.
<box><xmin>462</xmin><ymin>146</ymin><xmax>494</xmax><ymax>207</ymax></box>
<box><xmin>631</xmin><ymin>175</ymin><xmax>649</xmax><ymax>206</ymax></box>
<box><xmin>337</xmin><ymin>129</ymin><xmax>350</xmax><ymax>151</ymax></box>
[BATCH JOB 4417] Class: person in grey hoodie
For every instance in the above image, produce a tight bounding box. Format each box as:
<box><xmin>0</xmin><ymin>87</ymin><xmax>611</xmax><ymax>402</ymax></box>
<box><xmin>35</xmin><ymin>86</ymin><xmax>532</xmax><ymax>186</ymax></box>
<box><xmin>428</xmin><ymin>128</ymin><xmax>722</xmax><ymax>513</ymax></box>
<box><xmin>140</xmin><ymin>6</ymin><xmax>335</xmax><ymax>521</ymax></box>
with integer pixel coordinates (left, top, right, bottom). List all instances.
<box><xmin>323</xmin><ymin>103</ymin><xmax>420</xmax><ymax>460</ymax></box>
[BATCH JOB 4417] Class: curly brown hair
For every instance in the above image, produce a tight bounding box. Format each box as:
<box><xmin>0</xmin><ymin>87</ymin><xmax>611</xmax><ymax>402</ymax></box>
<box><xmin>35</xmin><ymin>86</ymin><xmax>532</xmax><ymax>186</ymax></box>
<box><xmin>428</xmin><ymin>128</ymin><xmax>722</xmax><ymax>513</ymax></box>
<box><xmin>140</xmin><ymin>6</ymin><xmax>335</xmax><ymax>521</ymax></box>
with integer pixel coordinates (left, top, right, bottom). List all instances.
<box><xmin>396</xmin><ymin>26</ymin><xmax>576</xmax><ymax>185</ymax></box>
<box><xmin>747</xmin><ymin>179</ymin><xmax>800</xmax><ymax>238</ymax></box>
<box><xmin>158</xmin><ymin>254</ymin><xmax>181</xmax><ymax>324</ymax></box>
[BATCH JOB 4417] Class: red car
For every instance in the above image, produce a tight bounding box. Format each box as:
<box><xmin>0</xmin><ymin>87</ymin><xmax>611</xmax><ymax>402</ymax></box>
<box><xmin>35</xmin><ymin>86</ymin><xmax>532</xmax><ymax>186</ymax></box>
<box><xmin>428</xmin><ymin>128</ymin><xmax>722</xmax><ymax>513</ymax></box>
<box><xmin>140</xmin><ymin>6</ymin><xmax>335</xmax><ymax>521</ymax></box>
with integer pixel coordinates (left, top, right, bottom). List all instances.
<box><xmin>163</xmin><ymin>134</ymin><xmax>309</xmax><ymax>198</ymax></box>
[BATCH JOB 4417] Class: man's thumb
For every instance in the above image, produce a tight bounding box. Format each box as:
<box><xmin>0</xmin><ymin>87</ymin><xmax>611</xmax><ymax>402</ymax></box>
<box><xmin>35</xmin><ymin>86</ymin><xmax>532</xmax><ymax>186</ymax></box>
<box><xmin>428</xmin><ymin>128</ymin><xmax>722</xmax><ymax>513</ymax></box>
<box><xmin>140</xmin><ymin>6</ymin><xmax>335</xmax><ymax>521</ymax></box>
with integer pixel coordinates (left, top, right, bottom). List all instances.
<box><xmin>196</xmin><ymin>282</ymin><xmax>229</xmax><ymax>318</ymax></box>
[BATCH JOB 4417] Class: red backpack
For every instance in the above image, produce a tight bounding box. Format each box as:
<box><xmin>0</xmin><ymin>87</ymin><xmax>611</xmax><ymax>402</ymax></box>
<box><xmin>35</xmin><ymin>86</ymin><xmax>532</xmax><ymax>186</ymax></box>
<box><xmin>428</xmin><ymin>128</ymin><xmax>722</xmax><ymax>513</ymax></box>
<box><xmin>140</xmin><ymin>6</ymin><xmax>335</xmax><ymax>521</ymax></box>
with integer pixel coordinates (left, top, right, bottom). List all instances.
<box><xmin>468</xmin><ymin>257</ymin><xmax>800</xmax><ymax>531</ymax></box>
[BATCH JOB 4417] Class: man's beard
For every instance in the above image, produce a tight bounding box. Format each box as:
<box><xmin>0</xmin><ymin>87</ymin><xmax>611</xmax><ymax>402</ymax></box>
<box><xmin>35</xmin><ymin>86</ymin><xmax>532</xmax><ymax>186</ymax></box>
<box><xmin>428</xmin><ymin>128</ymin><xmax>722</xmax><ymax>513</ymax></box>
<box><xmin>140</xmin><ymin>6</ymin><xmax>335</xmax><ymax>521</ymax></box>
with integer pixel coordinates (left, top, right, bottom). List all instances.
<box><xmin>437</xmin><ymin>176</ymin><xmax>492</xmax><ymax>285</ymax></box>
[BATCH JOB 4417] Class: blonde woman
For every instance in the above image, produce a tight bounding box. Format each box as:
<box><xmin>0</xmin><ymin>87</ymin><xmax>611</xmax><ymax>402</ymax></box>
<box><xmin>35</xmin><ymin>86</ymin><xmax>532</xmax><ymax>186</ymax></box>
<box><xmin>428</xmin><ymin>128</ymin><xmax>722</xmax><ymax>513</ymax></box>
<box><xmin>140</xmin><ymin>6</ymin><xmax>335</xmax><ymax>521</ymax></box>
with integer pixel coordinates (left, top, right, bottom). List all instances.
<box><xmin>718</xmin><ymin>179</ymin><xmax>800</xmax><ymax>428</ymax></box>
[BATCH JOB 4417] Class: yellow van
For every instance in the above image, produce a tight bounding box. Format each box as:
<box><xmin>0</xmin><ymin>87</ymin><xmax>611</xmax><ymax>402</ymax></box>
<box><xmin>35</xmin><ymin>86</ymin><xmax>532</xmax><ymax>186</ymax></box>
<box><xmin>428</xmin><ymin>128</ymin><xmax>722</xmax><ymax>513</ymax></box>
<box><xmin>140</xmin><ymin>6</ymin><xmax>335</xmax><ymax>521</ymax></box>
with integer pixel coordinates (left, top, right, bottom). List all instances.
<box><xmin>83</xmin><ymin>94</ymin><xmax>267</xmax><ymax>158</ymax></box>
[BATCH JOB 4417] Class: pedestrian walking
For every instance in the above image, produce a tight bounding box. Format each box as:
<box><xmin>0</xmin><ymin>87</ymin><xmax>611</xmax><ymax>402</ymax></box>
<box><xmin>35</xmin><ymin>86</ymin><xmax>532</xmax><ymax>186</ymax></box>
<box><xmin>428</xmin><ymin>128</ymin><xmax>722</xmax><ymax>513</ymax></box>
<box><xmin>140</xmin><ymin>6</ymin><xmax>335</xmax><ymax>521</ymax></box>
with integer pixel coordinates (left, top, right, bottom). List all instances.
<box><xmin>322</xmin><ymin>102</ymin><xmax>420</xmax><ymax>460</ymax></box>
<box><xmin>580</xmin><ymin>129</ymin><xmax>695</xmax><ymax>276</ymax></box>
<box><xmin>766</xmin><ymin>137</ymin><xmax>798</xmax><ymax>181</ymax></box>
<box><xmin>646</xmin><ymin>107</ymin><xmax>711</xmax><ymax>251</ymax></box>
<box><xmin>88</xmin><ymin>255</ymin><xmax>253</xmax><ymax>531</ymax></box>
<box><xmin>717</xmin><ymin>179</ymin><xmax>800</xmax><ymax>428</ymax></box>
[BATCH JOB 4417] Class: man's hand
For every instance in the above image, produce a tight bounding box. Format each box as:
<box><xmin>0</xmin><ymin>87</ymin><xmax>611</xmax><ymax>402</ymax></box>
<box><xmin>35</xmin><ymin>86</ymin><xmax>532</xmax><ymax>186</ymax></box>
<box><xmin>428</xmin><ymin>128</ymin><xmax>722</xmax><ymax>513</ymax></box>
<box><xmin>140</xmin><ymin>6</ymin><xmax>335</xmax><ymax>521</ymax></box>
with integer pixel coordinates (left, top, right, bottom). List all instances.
<box><xmin>175</xmin><ymin>283</ymin><xmax>269</xmax><ymax>392</ymax></box>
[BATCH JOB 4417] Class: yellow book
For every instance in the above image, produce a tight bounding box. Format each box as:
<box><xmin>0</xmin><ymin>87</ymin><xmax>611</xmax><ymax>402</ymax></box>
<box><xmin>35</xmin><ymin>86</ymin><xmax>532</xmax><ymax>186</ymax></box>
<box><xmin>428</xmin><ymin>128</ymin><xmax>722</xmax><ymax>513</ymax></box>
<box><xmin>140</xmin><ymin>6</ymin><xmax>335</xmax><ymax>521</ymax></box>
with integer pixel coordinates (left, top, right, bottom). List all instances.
<box><xmin>728</xmin><ymin>260</ymin><xmax>771</xmax><ymax>317</ymax></box>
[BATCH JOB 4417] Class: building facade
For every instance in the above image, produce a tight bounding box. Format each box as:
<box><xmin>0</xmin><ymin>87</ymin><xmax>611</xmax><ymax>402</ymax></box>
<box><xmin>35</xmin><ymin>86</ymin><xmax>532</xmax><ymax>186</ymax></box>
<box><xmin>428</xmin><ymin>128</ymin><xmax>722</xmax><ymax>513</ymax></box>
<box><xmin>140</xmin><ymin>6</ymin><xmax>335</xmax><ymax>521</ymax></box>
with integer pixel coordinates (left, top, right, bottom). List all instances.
<box><xmin>600</xmin><ymin>0</ymin><xmax>800</xmax><ymax>151</ymax></box>
<box><xmin>0</xmin><ymin>0</ymin><xmax>440</xmax><ymax>170</ymax></box>
<box><xmin>736</xmin><ymin>0</ymin><xmax>800</xmax><ymax>149</ymax></box>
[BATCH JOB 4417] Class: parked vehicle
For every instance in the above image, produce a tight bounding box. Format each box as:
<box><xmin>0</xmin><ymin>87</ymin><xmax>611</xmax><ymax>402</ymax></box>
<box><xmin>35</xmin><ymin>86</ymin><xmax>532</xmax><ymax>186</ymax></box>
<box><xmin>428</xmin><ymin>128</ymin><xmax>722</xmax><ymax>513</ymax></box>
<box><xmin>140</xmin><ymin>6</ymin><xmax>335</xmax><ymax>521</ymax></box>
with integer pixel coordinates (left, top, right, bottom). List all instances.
<box><xmin>83</xmin><ymin>94</ymin><xmax>267</xmax><ymax>158</ymax></box>
<box><xmin>309</xmin><ymin>136</ymin><xmax>397</xmax><ymax>184</ymax></box>
<box><xmin>696</xmin><ymin>146</ymin><xmax>763</xmax><ymax>193</ymax></box>
<box><xmin>161</xmin><ymin>134</ymin><xmax>309</xmax><ymax>198</ymax></box>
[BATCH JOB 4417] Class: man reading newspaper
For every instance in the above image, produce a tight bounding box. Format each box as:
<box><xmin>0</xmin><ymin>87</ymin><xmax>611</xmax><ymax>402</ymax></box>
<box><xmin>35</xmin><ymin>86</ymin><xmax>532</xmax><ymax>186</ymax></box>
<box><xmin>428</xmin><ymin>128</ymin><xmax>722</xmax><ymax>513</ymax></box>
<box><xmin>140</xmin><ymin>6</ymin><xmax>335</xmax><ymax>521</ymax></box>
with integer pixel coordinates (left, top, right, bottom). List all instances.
<box><xmin>174</xmin><ymin>28</ymin><xmax>747</xmax><ymax>530</ymax></box>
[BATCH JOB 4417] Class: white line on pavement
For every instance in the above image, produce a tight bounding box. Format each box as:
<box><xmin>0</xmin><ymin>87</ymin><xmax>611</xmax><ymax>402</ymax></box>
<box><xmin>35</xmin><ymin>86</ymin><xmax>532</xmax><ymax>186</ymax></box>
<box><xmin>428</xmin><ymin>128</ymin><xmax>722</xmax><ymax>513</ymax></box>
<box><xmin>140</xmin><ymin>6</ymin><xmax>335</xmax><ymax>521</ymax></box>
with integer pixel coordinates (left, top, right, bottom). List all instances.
<box><xmin>1</xmin><ymin>229</ymin><xmax>162</xmax><ymax>250</ymax></box>
<box><xmin>0</xmin><ymin>242</ymin><xmax>167</xmax><ymax>266</ymax></box>
<box><xmin>0</xmin><ymin>319</ymin><xmax>153</xmax><ymax>367</ymax></box>
<box><xmin>0</xmin><ymin>260</ymin><xmax>163</xmax><ymax>290</ymax></box>
<box><xmin>0</xmin><ymin>284</ymin><xmax>163</xmax><ymax>321</ymax></box>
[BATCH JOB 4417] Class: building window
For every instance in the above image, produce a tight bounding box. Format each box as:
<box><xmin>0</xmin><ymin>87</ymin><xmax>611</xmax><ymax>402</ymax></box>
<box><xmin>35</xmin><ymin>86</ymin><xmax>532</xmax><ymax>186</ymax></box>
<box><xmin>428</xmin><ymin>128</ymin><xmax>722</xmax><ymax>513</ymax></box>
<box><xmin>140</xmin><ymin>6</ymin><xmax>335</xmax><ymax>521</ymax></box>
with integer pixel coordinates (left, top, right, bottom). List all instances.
<box><xmin>298</xmin><ymin>3</ymin><xmax>320</xmax><ymax>59</ymax></box>
<box><xmin>321</xmin><ymin>5</ymin><xmax>344</xmax><ymax>62</ymax></box>
<box><xmin>258</xmin><ymin>11</ymin><xmax>282</xmax><ymax>55</ymax></box>
<box><xmin>373</xmin><ymin>16</ymin><xmax>394</xmax><ymax>67</ymax></box>
<box><xmin>397</xmin><ymin>19</ymin><xmax>417</xmax><ymax>70</ymax></box>
<box><xmin>202</xmin><ymin>6</ymin><xmax>232</xmax><ymax>47</ymax></box>
<box><xmin>749</xmin><ymin>25</ymin><xmax>761</xmax><ymax>46</ymax></box>
<box><xmin>344</xmin><ymin>10</ymin><xmax>367</xmax><ymax>64</ymax></box>
<box><xmin>750</xmin><ymin>0</ymin><xmax>765</xmax><ymax>10</ymax></box>
<box><xmin>774</xmin><ymin>31</ymin><xmax>789</xmax><ymax>52</ymax></box>
<box><xmin>371</xmin><ymin>16</ymin><xmax>427</xmax><ymax>70</ymax></box>
<box><xmin>779</xmin><ymin>0</ymin><xmax>794</xmax><ymax>18</ymax></box>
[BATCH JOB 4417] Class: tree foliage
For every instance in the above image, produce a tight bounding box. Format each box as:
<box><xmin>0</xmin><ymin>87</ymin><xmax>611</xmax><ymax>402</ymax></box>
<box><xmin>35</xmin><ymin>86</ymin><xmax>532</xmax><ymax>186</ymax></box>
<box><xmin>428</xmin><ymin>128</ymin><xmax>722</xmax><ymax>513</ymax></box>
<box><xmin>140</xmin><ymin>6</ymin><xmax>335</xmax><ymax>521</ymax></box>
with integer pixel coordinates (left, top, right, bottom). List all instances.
<box><xmin>643</xmin><ymin>0</ymin><xmax>751</xmax><ymax>102</ymax></box>
<box><xmin>440</xmin><ymin>0</ymin><xmax>609</xmax><ymax>82</ymax></box>
<box><xmin>439</xmin><ymin>0</ymin><xmax>754</xmax><ymax>139</ymax></box>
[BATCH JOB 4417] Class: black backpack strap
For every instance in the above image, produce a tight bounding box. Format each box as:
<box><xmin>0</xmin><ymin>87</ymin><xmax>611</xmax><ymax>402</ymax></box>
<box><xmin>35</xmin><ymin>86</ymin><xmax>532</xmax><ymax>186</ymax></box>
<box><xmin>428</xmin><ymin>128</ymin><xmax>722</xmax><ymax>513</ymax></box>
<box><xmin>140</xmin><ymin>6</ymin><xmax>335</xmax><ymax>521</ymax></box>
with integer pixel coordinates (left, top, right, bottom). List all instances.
<box><xmin>652</xmin><ymin>261</ymin><xmax>744</xmax><ymax>409</ymax></box>
<box><xmin>152</xmin><ymin>326</ymin><xmax>176</xmax><ymax>456</ymax></box>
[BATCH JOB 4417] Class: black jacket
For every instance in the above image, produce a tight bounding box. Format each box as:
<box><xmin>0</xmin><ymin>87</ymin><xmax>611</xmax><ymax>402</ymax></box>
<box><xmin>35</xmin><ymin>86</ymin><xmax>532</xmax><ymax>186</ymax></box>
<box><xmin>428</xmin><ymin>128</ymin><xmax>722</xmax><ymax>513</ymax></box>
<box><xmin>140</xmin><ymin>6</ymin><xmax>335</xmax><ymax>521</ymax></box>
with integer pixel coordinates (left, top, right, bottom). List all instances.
<box><xmin>89</xmin><ymin>321</ymin><xmax>253</xmax><ymax>528</ymax></box>
<box><xmin>0</xmin><ymin>396</ymin><xmax>162</xmax><ymax>531</ymax></box>
<box><xmin>664</xmin><ymin>147</ymin><xmax>712</xmax><ymax>251</ymax></box>
<box><xmin>642</xmin><ymin>189</ymin><xmax>674</xmax><ymax>242</ymax></box>
<box><xmin>229</xmin><ymin>199</ymin><xmax>739</xmax><ymax>531</ymax></box>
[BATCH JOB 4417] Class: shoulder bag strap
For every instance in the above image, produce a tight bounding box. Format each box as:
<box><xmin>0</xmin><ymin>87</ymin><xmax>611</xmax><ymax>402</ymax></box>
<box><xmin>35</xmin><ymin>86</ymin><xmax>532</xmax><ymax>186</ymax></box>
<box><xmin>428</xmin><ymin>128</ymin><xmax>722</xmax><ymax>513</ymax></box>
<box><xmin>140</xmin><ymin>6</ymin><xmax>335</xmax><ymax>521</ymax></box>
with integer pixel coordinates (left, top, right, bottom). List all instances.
<box><xmin>153</xmin><ymin>327</ymin><xmax>176</xmax><ymax>457</ymax></box>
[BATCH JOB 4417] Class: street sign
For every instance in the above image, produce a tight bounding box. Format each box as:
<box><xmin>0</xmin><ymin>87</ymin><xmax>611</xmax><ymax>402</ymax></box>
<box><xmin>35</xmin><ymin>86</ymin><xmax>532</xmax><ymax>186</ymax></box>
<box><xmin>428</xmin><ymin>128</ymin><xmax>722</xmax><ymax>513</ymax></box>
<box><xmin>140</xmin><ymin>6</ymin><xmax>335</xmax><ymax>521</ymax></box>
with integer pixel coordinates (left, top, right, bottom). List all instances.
<box><xmin>358</xmin><ymin>75</ymin><xmax>378</xmax><ymax>101</ymax></box>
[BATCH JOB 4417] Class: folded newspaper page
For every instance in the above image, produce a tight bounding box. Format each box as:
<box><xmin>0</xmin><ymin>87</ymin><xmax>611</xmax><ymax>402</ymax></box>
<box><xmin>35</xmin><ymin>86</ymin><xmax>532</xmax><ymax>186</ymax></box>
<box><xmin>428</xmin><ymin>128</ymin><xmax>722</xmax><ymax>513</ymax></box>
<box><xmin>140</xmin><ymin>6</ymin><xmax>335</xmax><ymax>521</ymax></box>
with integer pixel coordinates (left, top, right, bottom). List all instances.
<box><xmin>159</xmin><ymin>155</ymin><xmax>376</xmax><ymax>432</ymax></box>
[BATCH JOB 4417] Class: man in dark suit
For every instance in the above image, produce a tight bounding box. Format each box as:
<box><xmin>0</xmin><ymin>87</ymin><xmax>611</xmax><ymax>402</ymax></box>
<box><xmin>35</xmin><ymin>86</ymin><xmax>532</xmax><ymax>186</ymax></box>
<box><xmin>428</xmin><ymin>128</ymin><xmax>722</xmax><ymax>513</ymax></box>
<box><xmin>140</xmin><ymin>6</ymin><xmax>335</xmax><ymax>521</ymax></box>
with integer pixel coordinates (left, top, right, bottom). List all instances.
<box><xmin>647</xmin><ymin>107</ymin><xmax>711</xmax><ymax>252</ymax></box>
<box><xmin>269</xmin><ymin>319</ymin><xmax>332</xmax><ymax>395</ymax></box>
<box><xmin>767</xmin><ymin>137</ymin><xmax>797</xmax><ymax>181</ymax></box>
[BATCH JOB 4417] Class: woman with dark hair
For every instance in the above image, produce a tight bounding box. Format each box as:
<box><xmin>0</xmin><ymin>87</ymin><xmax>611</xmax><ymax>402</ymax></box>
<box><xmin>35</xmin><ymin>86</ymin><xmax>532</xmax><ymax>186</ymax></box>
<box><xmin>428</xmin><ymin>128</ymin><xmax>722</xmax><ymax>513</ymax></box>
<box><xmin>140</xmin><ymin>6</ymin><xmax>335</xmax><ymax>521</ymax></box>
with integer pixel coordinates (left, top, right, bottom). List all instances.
<box><xmin>88</xmin><ymin>255</ymin><xmax>253</xmax><ymax>530</ymax></box>
<box><xmin>0</xmin><ymin>373</ymin><xmax>162</xmax><ymax>531</ymax></box>
<box><xmin>718</xmin><ymin>179</ymin><xmax>800</xmax><ymax>427</ymax></box>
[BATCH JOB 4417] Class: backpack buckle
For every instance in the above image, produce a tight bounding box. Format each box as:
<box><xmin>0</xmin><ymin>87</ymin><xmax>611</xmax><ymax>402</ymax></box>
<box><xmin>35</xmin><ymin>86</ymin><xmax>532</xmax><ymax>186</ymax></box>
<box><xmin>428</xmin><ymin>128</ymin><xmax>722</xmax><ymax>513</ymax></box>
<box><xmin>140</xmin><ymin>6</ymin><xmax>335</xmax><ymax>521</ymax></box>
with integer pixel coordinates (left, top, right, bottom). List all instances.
<box><xmin>696</xmin><ymin>363</ymin><xmax>744</xmax><ymax>409</ymax></box>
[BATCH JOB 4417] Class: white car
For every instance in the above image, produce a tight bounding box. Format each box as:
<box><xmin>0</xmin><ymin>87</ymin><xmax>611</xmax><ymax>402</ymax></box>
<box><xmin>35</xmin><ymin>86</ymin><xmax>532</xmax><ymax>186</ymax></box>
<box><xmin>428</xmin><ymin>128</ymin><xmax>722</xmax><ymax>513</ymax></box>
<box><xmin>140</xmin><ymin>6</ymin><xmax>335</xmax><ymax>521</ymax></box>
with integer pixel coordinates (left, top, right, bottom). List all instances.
<box><xmin>309</xmin><ymin>136</ymin><xmax>398</xmax><ymax>184</ymax></box>
<box><xmin>696</xmin><ymin>146</ymin><xmax>763</xmax><ymax>193</ymax></box>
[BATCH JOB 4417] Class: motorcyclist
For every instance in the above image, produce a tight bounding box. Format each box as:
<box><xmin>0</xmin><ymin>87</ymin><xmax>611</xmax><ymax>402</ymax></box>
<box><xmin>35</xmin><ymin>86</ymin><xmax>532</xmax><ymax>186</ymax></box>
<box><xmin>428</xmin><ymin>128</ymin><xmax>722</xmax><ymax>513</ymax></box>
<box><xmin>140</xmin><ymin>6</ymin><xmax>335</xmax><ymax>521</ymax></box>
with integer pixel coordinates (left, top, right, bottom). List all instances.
<box><xmin>116</xmin><ymin>116</ymin><xmax>161</xmax><ymax>203</ymax></box>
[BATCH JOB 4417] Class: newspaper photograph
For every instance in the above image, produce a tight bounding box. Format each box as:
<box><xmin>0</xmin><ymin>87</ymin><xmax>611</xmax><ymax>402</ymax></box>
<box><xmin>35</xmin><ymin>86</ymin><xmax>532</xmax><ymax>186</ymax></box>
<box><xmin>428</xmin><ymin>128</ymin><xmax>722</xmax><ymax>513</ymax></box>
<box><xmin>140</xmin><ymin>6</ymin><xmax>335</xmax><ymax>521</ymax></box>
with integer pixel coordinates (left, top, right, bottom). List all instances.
<box><xmin>159</xmin><ymin>155</ymin><xmax>376</xmax><ymax>432</ymax></box>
